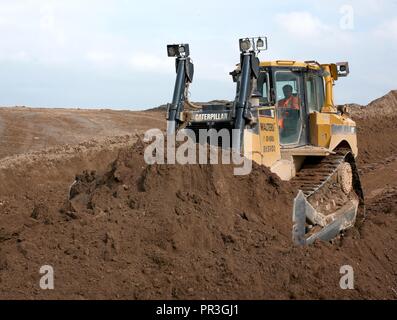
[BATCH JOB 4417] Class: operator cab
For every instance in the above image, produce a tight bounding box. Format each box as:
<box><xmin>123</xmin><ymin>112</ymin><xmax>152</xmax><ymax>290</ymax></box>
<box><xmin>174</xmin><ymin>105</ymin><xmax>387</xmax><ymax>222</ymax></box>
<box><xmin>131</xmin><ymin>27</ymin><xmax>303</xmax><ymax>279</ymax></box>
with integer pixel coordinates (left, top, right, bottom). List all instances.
<box><xmin>256</xmin><ymin>62</ymin><xmax>326</xmax><ymax>148</ymax></box>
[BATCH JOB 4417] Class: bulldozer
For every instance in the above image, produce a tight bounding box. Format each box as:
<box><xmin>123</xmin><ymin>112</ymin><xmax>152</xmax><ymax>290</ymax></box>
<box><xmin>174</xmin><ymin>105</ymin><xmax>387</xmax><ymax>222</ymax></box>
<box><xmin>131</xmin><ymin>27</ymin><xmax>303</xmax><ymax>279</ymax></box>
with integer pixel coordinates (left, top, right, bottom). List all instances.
<box><xmin>165</xmin><ymin>37</ymin><xmax>364</xmax><ymax>245</ymax></box>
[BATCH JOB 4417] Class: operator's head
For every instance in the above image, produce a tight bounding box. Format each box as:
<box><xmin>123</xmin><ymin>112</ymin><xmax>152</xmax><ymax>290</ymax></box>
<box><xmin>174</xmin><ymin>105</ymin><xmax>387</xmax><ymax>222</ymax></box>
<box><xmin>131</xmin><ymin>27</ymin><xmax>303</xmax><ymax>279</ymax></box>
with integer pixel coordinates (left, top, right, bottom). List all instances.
<box><xmin>282</xmin><ymin>85</ymin><xmax>293</xmax><ymax>98</ymax></box>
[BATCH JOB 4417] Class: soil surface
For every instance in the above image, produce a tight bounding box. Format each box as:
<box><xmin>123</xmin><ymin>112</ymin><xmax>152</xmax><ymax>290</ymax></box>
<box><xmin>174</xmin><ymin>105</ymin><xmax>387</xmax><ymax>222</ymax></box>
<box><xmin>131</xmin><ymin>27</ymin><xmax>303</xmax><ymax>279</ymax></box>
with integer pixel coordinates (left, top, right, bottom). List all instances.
<box><xmin>0</xmin><ymin>92</ymin><xmax>396</xmax><ymax>300</ymax></box>
<box><xmin>0</xmin><ymin>107</ymin><xmax>165</xmax><ymax>159</ymax></box>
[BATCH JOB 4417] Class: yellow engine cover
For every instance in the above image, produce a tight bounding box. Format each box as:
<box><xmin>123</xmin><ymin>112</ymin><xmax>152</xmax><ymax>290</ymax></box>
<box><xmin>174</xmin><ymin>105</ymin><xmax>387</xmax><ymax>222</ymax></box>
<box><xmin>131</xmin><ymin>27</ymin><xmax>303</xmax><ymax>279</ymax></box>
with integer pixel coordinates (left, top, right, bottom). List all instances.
<box><xmin>309</xmin><ymin>112</ymin><xmax>358</xmax><ymax>156</ymax></box>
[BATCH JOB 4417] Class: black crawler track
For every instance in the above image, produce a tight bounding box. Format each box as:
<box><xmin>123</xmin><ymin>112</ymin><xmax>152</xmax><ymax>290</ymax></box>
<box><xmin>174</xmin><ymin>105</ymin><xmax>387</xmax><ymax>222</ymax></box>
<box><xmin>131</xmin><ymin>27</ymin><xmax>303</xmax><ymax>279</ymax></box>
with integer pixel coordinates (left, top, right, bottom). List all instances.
<box><xmin>291</xmin><ymin>148</ymin><xmax>365</xmax><ymax>219</ymax></box>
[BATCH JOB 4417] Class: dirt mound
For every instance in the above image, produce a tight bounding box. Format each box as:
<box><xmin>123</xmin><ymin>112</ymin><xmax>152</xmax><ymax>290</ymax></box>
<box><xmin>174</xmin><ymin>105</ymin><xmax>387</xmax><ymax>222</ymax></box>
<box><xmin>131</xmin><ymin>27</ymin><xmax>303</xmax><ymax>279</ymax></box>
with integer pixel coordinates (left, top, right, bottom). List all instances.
<box><xmin>66</xmin><ymin>141</ymin><xmax>294</xmax><ymax>247</ymax></box>
<box><xmin>351</xmin><ymin>90</ymin><xmax>397</xmax><ymax>119</ymax></box>
<box><xmin>351</xmin><ymin>90</ymin><xmax>397</xmax><ymax>166</ymax></box>
<box><xmin>366</xmin><ymin>187</ymin><xmax>397</xmax><ymax>216</ymax></box>
<box><xmin>0</xmin><ymin>139</ymin><xmax>395</xmax><ymax>300</ymax></box>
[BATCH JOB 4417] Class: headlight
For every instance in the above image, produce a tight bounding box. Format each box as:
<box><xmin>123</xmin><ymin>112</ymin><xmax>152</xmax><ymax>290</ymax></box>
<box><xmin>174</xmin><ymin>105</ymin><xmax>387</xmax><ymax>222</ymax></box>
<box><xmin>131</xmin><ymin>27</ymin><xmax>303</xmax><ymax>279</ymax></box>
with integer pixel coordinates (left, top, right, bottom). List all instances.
<box><xmin>239</xmin><ymin>39</ymin><xmax>251</xmax><ymax>52</ymax></box>
<box><xmin>257</xmin><ymin>38</ymin><xmax>264</xmax><ymax>48</ymax></box>
<box><xmin>239</xmin><ymin>36</ymin><xmax>268</xmax><ymax>53</ymax></box>
<box><xmin>167</xmin><ymin>45</ymin><xmax>178</xmax><ymax>57</ymax></box>
<box><xmin>167</xmin><ymin>44</ymin><xmax>190</xmax><ymax>57</ymax></box>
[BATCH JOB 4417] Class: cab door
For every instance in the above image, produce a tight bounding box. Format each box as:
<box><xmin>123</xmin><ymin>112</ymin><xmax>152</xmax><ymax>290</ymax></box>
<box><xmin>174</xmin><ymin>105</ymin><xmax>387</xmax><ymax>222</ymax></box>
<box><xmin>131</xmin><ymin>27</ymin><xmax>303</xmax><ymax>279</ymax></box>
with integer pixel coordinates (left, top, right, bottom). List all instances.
<box><xmin>273</xmin><ymin>69</ymin><xmax>308</xmax><ymax>147</ymax></box>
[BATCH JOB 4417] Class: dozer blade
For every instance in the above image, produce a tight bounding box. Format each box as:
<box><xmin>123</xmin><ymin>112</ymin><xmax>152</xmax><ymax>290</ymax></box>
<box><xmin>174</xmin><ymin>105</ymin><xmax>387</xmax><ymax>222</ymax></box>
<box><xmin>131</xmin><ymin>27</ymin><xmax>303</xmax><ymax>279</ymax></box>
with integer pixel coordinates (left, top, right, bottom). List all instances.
<box><xmin>292</xmin><ymin>190</ymin><xmax>358</xmax><ymax>245</ymax></box>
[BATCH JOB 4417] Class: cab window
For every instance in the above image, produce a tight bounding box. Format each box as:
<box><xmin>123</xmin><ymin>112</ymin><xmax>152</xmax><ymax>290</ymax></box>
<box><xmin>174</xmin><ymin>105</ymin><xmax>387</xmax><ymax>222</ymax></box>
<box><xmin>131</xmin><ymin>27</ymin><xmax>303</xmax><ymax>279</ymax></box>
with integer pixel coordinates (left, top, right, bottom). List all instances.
<box><xmin>275</xmin><ymin>72</ymin><xmax>300</xmax><ymax>105</ymax></box>
<box><xmin>257</xmin><ymin>72</ymin><xmax>274</xmax><ymax>117</ymax></box>
<box><xmin>306</xmin><ymin>76</ymin><xmax>317</xmax><ymax>112</ymax></box>
<box><xmin>315</xmin><ymin>75</ymin><xmax>325</xmax><ymax>110</ymax></box>
<box><xmin>257</xmin><ymin>72</ymin><xmax>270</xmax><ymax>106</ymax></box>
<box><xmin>306</xmin><ymin>74</ymin><xmax>325</xmax><ymax>113</ymax></box>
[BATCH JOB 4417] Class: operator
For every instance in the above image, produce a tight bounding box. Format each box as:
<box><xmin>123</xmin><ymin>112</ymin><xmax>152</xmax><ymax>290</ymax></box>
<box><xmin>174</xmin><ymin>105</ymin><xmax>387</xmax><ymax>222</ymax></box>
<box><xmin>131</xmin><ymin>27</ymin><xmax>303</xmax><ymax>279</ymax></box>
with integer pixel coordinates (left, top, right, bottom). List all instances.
<box><xmin>277</xmin><ymin>84</ymin><xmax>300</xmax><ymax>131</ymax></box>
<box><xmin>278</xmin><ymin>84</ymin><xmax>300</xmax><ymax>109</ymax></box>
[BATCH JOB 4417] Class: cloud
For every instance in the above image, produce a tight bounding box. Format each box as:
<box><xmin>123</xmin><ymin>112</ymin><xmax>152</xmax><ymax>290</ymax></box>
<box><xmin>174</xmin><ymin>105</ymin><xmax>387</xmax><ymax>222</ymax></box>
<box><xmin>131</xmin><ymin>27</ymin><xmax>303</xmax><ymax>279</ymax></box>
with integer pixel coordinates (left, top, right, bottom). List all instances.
<box><xmin>275</xmin><ymin>11</ymin><xmax>331</xmax><ymax>39</ymax></box>
<box><xmin>373</xmin><ymin>18</ymin><xmax>397</xmax><ymax>40</ymax></box>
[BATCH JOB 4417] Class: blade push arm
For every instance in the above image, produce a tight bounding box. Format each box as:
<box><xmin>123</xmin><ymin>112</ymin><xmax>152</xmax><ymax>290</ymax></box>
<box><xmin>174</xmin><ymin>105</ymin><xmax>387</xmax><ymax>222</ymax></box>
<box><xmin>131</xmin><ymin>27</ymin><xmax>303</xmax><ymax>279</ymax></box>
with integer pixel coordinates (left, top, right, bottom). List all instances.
<box><xmin>232</xmin><ymin>40</ymin><xmax>260</xmax><ymax>152</ymax></box>
<box><xmin>166</xmin><ymin>44</ymin><xmax>194</xmax><ymax>135</ymax></box>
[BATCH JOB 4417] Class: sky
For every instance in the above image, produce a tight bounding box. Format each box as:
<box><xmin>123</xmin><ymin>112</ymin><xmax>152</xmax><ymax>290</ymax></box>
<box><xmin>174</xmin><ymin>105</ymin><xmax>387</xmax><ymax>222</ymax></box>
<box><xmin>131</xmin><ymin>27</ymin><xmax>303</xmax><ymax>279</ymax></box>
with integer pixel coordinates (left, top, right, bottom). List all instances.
<box><xmin>0</xmin><ymin>0</ymin><xmax>396</xmax><ymax>110</ymax></box>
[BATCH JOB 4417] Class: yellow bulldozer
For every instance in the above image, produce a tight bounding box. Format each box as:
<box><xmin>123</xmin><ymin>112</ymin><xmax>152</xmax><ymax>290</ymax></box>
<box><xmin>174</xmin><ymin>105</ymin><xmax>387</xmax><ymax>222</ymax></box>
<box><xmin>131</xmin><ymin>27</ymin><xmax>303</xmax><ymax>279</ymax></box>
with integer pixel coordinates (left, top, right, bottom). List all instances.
<box><xmin>165</xmin><ymin>37</ymin><xmax>364</xmax><ymax>245</ymax></box>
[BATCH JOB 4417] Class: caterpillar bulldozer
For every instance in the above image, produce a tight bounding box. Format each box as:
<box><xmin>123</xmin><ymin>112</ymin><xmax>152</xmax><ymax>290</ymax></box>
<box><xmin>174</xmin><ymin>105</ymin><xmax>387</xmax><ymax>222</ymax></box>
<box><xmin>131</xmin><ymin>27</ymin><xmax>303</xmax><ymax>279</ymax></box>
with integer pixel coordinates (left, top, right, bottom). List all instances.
<box><xmin>165</xmin><ymin>37</ymin><xmax>364</xmax><ymax>245</ymax></box>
